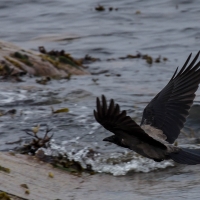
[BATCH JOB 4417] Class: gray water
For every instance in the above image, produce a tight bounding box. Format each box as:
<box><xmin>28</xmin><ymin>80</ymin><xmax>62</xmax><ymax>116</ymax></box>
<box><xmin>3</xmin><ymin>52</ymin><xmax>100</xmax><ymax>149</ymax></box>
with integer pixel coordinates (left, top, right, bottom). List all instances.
<box><xmin>1</xmin><ymin>0</ymin><xmax>200</xmax><ymax>199</ymax></box>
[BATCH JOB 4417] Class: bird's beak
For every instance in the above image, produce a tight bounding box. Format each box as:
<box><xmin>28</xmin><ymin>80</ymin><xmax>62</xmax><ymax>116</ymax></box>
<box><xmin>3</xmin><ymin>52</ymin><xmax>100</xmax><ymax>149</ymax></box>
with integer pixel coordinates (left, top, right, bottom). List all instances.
<box><xmin>103</xmin><ymin>136</ymin><xmax>113</xmax><ymax>142</ymax></box>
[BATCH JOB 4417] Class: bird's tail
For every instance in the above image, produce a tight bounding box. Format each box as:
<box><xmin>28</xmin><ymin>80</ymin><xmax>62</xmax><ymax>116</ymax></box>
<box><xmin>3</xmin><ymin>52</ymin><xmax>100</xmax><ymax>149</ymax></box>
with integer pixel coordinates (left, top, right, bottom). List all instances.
<box><xmin>169</xmin><ymin>148</ymin><xmax>200</xmax><ymax>165</ymax></box>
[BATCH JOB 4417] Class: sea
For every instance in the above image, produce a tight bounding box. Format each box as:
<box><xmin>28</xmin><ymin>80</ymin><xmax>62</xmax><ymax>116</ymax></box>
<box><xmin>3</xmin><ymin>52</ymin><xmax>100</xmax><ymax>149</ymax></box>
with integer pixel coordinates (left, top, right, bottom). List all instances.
<box><xmin>0</xmin><ymin>0</ymin><xmax>200</xmax><ymax>199</ymax></box>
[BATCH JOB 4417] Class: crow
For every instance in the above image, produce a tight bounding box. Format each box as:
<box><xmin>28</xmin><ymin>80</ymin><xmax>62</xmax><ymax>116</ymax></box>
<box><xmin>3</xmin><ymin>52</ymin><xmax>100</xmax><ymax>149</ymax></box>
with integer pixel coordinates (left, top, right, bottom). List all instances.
<box><xmin>94</xmin><ymin>51</ymin><xmax>200</xmax><ymax>164</ymax></box>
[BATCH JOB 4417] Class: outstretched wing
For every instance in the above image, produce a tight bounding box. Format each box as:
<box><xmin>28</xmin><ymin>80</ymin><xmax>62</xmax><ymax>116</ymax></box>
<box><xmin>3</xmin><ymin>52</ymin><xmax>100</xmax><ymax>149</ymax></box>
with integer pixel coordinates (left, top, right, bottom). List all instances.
<box><xmin>141</xmin><ymin>51</ymin><xmax>200</xmax><ymax>144</ymax></box>
<box><xmin>94</xmin><ymin>95</ymin><xmax>166</xmax><ymax>149</ymax></box>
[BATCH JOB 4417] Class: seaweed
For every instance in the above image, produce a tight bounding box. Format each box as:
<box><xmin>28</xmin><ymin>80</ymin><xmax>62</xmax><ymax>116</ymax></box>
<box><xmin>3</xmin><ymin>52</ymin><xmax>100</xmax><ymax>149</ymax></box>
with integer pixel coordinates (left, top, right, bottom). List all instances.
<box><xmin>18</xmin><ymin>125</ymin><xmax>95</xmax><ymax>175</ymax></box>
<box><xmin>0</xmin><ymin>192</ymin><xmax>11</xmax><ymax>200</ymax></box>
<box><xmin>38</xmin><ymin>46</ymin><xmax>82</xmax><ymax>69</ymax></box>
<box><xmin>51</xmin><ymin>153</ymin><xmax>94</xmax><ymax>175</ymax></box>
<box><xmin>95</xmin><ymin>5</ymin><xmax>105</xmax><ymax>11</ymax></box>
<box><xmin>33</xmin><ymin>149</ymin><xmax>94</xmax><ymax>175</ymax></box>
<box><xmin>20</xmin><ymin>184</ymin><xmax>29</xmax><ymax>189</ymax></box>
<box><xmin>155</xmin><ymin>56</ymin><xmax>161</xmax><ymax>63</ymax></box>
<box><xmin>48</xmin><ymin>172</ymin><xmax>54</xmax><ymax>178</ymax></box>
<box><xmin>111</xmin><ymin>52</ymin><xmax>168</xmax><ymax>65</ymax></box>
<box><xmin>0</xmin><ymin>60</ymin><xmax>26</xmax><ymax>81</ymax></box>
<box><xmin>0</xmin><ymin>109</ymin><xmax>16</xmax><ymax>119</ymax></box>
<box><xmin>163</xmin><ymin>57</ymin><xmax>168</xmax><ymax>61</ymax></box>
<box><xmin>40</xmin><ymin>54</ymin><xmax>59</xmax><ymax>67</ymax></box>
<box><xmin>4</xmin><ymin>56</ymin><xmax>24</xmax><ymax>70</ymax></box>
<box><xmin>39</xmin><ymin>46</ymin><xmax>65</xmax><ymax>57</ymax></box>
<box><xmin>95</xmin><ymin>5</ymin><xmax>118</xmax><ymax>11</ymax></box>
<box><xmin>25</xmin><ymin>190</ymin><xmax>30</xmax><ymax>195</ymax></box>
<box><xmin>0</xmin><ymin>165</ymin><xmax>10</xmax><ymax>173</ymax></box>
<box><xmin>12</xmin><ymin>52</ymin><xmax>33</xmax><ymax>67</ymax></box>
<box><xmin>119</xmin><ymin>53</ymin><xmax>141</xmax><ymax>60</ymax></box>
<box><xmin>36</xmin><ymin>77</ymin><xmax>51</xmax><ymax>85</ymax></box>
<box><xmin>142</xmin><ymin>54</ymin><xmax>153</xmax><ymax>64</ymax></box>
<box><xmin>135</xmin><ymin>10</ymin><xmax>141</xmax><ymax>14</ymax></box>
<box><xmin>81</xmin><ymin>54</ymin><xmax>101</xmax><ymax>64</ymax></box>
<box><xmin>59</xmin><ymin>56</ymin><xmax>77</xmax><ymax>66</ymax></box>
<box><xmin>20</xmin><ymin>125</ymin><xmax>53</xmax><ymax>155</ymax></box>
<box><xmin>51</xmin><ymin>107</ymin><xmax>69</xmax><ymax>114</ymax></box>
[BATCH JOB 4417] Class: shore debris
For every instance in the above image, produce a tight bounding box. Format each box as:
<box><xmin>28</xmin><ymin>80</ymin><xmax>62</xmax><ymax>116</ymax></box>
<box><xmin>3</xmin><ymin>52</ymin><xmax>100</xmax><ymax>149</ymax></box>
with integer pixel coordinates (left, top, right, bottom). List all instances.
<box><xmin>20</xmin><ymin>125</ymin><xmax>53</xmax><ymax>155</ymax></box>
<box><xmin>95</xmin><ymin>5</ymin><xmax>105</xmax><ymax>11</ymax></box>
<box><xmin>50</xmin><ymin>152</ymin><xmax>94</xmax><ymax>175</ymax></box>
<box><xmin>0</xmin><ymin>60</ymin><xmax>26</xmax><ymax>82</ymax></box>
<box><xmin>0</xmin><ymin>165</ymin><xmax>10</xmax><ymax>173</ymax></box>
<box><xmin>36</xmin><ymin>76</ymin><xmax>51</xmax><ymax>85</ymax></box>
<box><xmin>0</xmin><ymin>109</ymin><xmax>16</xmax><ymax>117</ymax></box>
<box><xmin>12</xmin><ymin>52</ymin><xmax>33</xmax><ymax>67</ymax></box>
<box><xmin>38</xmin><ymin>46</ymin><xmax>83</xmax><ymax>69</ymax></box>
<box><xmin>135</xmin><ymin>10</ymin><xmax>141</xmax><ymax>14</ymax></box>
<box><xmin>95</xmin><ymin>5</ymin><xmax>118</xmax><ymax>11</ymax></box>
<box><xmin>17</xmin><ymin>125</ymin><xmax>94</xmax><ymax>175</ymax></box>
<box><xmin>48</xmin><ymin>172</ymin><xmax>54</xmax><ymax>178</ymax></box>
<box><xmin>109</xmin><ymin>52</ymin><xmax>168</xmax><ymax>65</ymax></box>
<box><xmin>24</xmin><ymin>190</ymin><xmax>30</xmax><ymax>195</ymax></box>
<box><xmin>0</xmin><ymin>192</ymin><xmax>11</xmax><ymax>200</ymax></box>
<box><xmin>51</xmin><ymin>107</ymin><xmax>69</xmax><ymax>114</ymax></box>
<box><xmin>20</xmin><ymin>184</ymin><xmax>29</xmax><ymax>189</ymax></box>
<box><xmin>81</xmin><ymin>54</ymin><xmax>101</xmax><ymax>64</ymax></box>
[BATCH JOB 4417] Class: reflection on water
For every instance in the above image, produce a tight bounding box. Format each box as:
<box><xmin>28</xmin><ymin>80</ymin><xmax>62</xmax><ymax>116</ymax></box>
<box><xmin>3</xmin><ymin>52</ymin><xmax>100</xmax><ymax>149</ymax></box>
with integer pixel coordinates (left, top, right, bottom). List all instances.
<box><xmin>0</xmin><ymin>0</ymin><xmax>200</xmax><ymax>198</ymax></box>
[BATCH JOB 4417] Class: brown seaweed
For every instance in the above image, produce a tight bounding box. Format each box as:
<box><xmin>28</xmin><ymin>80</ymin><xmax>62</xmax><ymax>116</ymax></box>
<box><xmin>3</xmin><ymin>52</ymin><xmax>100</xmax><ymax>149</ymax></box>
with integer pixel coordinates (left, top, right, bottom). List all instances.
<box><xmin>20</xmin><ymin>126</ymin><xmax>53</xmax><ymax>155</ymax></box>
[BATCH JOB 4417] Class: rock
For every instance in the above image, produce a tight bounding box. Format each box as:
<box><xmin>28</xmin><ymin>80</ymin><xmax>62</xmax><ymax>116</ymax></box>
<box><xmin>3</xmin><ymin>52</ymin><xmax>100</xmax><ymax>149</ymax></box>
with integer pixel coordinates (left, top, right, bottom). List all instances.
<box><xmin>0</xmin><ymin>40</ymin><xmax>89</xmax><ymax>78</ymax></box>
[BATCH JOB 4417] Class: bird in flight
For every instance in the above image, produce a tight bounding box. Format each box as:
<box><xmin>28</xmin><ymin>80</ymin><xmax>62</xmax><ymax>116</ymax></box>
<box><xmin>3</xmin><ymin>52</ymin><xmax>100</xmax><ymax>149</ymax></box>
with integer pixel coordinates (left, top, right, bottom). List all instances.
<box><xmin>94</xmin><ymin>51</ymin><xmax>200</xmax><ymax>164</ymax></box>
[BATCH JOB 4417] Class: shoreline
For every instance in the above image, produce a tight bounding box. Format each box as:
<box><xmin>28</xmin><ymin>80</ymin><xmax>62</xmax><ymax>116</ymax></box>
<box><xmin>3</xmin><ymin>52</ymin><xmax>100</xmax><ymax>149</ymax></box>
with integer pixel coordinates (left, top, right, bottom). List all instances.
<box><xmin>1</xmin><ymin>152</ymin><xmax>200</xmax><ymax>200</ymax></box>
<box><xmin>0</xmin><ymin>152</ymin><xmax>86</xmax><ymax>200</ymax></box>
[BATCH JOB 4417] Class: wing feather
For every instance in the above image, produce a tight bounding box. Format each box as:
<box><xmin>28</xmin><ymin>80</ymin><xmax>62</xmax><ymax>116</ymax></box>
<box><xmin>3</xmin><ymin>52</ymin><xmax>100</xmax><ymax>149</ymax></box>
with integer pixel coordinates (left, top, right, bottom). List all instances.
<box><xmin>94</xmin><ymin>95</ymin><xmax>166</xmax><ymax>149</ymax></box>
<box><xmin>141</xmin><ymin>51</ymin><xmax>200</xmax><ymax>143</ymax></box>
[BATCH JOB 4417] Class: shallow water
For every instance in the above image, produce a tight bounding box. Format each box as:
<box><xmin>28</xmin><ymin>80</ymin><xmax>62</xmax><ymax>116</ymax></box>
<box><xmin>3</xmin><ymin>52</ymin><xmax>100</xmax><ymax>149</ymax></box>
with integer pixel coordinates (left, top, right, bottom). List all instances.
<box><xmin>1</xmin><ymin>0</ymin><xmax>200</xmax><ymax>198</ymax></box>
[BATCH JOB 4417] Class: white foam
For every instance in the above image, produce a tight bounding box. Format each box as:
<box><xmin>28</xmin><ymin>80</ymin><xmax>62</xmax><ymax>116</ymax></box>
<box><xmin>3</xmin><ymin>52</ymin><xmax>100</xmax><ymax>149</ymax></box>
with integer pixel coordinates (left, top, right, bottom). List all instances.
<box><xmin>91</xmin><ymin>156</ymin><xmax>174</xmax><ymax>175</ymax></box>
<box><xmin>42</xmin><ymin>141</ymin><xmax>174</xmax><ymax>176</ymax></box>
<box><xmin>0</xmin><ymin>91</ymin><xmax>27</xmax><ymax>103</ymax></box>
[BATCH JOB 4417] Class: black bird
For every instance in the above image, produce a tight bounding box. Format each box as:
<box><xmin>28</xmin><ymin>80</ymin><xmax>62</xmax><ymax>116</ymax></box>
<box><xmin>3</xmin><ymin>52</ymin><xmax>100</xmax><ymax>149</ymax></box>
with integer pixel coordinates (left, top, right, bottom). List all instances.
<box><xmin>94</xmin><ymin>51</ymin><xmax>200</xmax><ymax>164</ymax></box>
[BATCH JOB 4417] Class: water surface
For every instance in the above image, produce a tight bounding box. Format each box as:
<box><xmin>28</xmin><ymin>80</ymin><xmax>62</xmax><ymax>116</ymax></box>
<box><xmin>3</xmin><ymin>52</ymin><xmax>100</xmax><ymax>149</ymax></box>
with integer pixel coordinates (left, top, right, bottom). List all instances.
<box><xmin>0</xmin><ymin>0</ymin><xmax>200</xmax><ymax>199</ymax></box>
